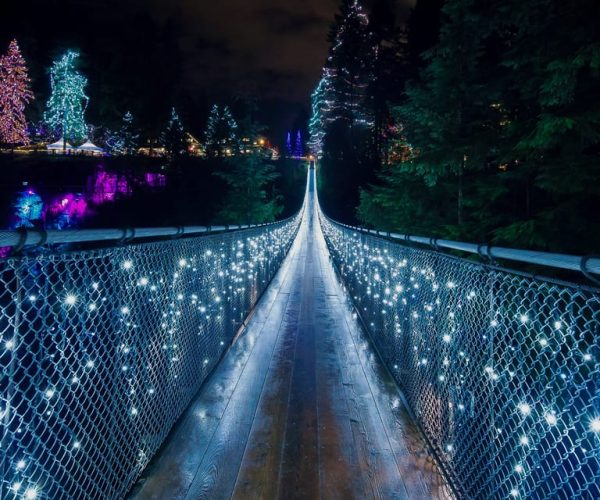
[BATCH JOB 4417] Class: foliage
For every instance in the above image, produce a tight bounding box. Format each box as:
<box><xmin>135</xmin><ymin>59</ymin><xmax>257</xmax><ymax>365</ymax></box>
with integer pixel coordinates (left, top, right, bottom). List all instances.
<box><xmin>215</xmin><ymin>154</ymin><xmax>282</xmax><ymax>224</ymax></box>
<box><xmin>358</xmin><ymin>0</ymin><xmax>600</xmax><ymax>254</ymax></box>
<box><xmin>204</xmin><ymin>104</ymin><xmax>239</xmax><ymax>157</ymax></box>
<box><xmin>43</xmin><ymin>51</ymin><xmax>89</xmax><ymax>144</ymax></box>
<box><xmin>0</xmin><ymin>39</ymin><xmax>34</xmax><ymax>146</ymax></box>
<box><xmin>161</xmin><ymin>107</ymin><xmax>187</xmax><ymax>157</ymax></box>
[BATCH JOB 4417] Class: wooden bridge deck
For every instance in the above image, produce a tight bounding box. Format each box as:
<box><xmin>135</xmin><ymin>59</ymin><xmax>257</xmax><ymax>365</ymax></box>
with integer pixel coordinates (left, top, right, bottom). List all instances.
<box><xmin>130</xmin><ymin>172</ymin><xmax>450</xmax><ymax>499</ymax></box>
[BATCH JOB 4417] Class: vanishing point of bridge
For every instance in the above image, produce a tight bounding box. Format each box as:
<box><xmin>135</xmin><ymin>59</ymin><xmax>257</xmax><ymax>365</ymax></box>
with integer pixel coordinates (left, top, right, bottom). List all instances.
<box><xmin>1</xmin><ymin>167</ymin><xmax>599</xmax><ymax>499</ymax></box>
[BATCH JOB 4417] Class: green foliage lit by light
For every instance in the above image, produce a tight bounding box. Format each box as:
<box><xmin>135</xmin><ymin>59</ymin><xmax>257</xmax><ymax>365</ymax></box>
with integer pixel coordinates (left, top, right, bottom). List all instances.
<box><xmin>44</xmin><ymin>50</ymin><xmax>89</xmax><ymax>143</ymax></box>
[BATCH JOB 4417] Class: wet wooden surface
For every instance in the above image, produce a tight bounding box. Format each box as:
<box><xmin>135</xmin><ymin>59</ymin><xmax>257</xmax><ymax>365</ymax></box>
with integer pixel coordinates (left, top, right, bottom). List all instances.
<box><xmin>130</xmin><ymin>171</ymin><xmax>451</xmax><ymax>500</ymax></box>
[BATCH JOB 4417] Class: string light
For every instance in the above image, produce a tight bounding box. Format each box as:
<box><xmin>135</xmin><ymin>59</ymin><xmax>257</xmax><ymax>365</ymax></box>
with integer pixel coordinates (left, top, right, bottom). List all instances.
<box><xmin>43</xmin><ymin>50</ymin><xmax>88</xmax><ymax>143</ymax></box>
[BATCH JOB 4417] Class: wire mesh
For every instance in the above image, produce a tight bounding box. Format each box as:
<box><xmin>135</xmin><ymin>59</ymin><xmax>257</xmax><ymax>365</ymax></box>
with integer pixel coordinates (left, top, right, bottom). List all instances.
<box><xmin>320</xmin><ymin>215</ymin><xmax>600</xmax><ymax>500</ymax></box>
<box><xmin>0</xmin><ymin>214</ymin><xmax>301</xmax><ymax>500</ymax></box>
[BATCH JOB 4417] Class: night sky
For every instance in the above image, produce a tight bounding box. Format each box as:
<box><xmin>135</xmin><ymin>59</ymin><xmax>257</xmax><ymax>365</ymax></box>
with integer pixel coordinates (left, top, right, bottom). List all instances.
<box><xmin>0</xmin><ymin>0</ymin><xmax>344</xmax><ymax>140</ymax></box>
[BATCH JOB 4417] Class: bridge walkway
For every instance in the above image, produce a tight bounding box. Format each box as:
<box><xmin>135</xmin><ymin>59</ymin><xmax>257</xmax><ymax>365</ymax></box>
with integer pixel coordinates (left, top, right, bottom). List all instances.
<box><xmin>131</xmin><ymin>170</ymin><xmax>449</xmax><ymax>499</ymax></box>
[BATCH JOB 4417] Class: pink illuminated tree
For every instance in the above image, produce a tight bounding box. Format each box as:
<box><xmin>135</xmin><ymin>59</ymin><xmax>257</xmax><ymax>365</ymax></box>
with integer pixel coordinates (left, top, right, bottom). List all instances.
<box><xmin>0</xmin><ymin>39</ymin><xmax>34</xmax><ymax>146</ymax></box>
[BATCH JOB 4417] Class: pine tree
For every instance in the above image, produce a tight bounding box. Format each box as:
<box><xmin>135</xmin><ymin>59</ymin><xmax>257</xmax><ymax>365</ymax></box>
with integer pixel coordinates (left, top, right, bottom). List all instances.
<box><xmin>395</xmin><ymin>0</ymin><xmax>502</xmax><ymax>227</ymax></box>
<box><xmin>44</xmin><ymin>51</ymin><xmax>89</xmax><ymax>146</ymax></box>
<box><xmin>215</xmin><ymin>154</ymin><xmax>282</xmax><ymax>224</ymax></box>
<box><xmin>0</xmin><ymin>39</ymin><xmax>34</xmax><ymax>146</ymax></box>
<box><xmin>286</xmin><ymin>131</ymin><xmax>292</xmax><ymax>156</ymax></box>
<box><xmin>161</xmin><ymin>107</ymin><xmax>187</xmax><ymax>157</ymax></box>
<box><xmin>120</xmin><ymin>111</ymin><xmax>140</xmax><ymax>155</ymax></box>
<box><xmin>294</xmin><ymin>130</ymin><xmax>304</xmax><ymax>158</ymax></box>
<box><xmin>204</xmin><ymin>104</ymin><xmax>239</xmax><ymax>156</ymax></box>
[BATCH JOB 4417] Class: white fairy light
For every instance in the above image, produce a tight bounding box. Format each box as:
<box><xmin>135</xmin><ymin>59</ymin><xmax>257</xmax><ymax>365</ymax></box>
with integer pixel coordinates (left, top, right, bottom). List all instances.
<box><xmin>139</xmin><ymin>277</ymin><xmax>149</xmax><ymax>286</ymax></box>
<box><xmin>519</xmin><ymin>314</ymin><xmax>528</xmax><ymax>324</ymax></box>
<box><xmin>123</xmin><ymin>260</ymin><xmax>133</xmax><ymax>270</ymax></box>
<box><xmin>45</xmin><ymin>389</ymin><xmax>55</xmax><ymax>399</ymax></box>
<box><xmin>179</xmin><ymin>259</ymin><xmax>187</xmax><ymax>267</ymax></box>
<box><xmin>515</xmin><ymin>464</ymin><xmax>524</xmax><ymax>473</ymax></box>
<box><xmin>545</xmin><ymin>413</ymin><xmax>557</xmax><ymax>426</ymax></box>
<box><xmin>554</xmin><ymin>321</ymin><xmax>562</xmax><ymax>330</ymax></box>
<box><xmin>510</xmin><ymin>489</ymin><xmax>519</xmax><ymax>497</ymax></box>
<box><xmin>65</xmin><ymin>294</ymin><xmax>77</xmax><ymax>306</ymax></box>
<box><xmin>519</xmin><ymin>435</ymin><xmax>529</xmax><ymax>446</ymax></box>
<box><xmin>25</xmin><ymin>487</ymin><xmax>38</xmax><ymax>499</ymax></box>
<box><xmin>590</xmin><ymin>417</ymin><xmax>600</xmax><ymax>433</ymax></box>
<box><xmin>16</xmin><ymin>459</ymin><xmax>26</xmax><ymax>470</ymax></box>
<box><xmin>443</xmin><ymin>334</ymin><xmax>451</xmax><ymax>343</ymax></box>
<box><xmin>518</xmin><ymin>403</ymin><xmax>531</xmax><ymax>416</ymax></box>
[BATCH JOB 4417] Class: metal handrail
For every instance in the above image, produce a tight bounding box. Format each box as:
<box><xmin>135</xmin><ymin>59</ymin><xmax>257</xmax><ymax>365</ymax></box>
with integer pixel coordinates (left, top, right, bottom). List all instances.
<box><xmin>0</xmin><ymin>213</ymin><xmax>301</xmax><ymax>249</ymax></box>
<box><xmin>324</xmin><ymin>218</ymin><xmax>600</xmax><ymax>276</ymax></box>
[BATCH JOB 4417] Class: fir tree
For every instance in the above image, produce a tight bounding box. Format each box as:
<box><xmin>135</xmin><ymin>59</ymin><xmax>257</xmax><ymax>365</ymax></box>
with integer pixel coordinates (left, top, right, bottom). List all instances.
<box><xmin>294</xmin><ymin>130</ymin><xmax>304</xmax><ymax>158</ymax></box>
<box><xmin>0</xmin><ymin>39</ymin><xmax>34</xmax><ymax>146</ymax></box>
<box><xmin>120</xmin><ymin>111</ymin><xmax>140</xmax><ymax>155</ymax></box>
<box><xmin>204</xmin><ymin>104</ymin><xmax>239</xmax><ymax>156</ymax></box>
<box><xmin>161</xmin><ymin>107</ymin><xmax>187</xmax><ymax>157</ymax></box>
<box><xmin>394</xmin><ymin>0</ymin><xmax>502</xmax><ymax>226</ymax></box>
<box><xmin>44</xmin><ymin>51</ymin><xmax>89</xmax><ymax>146</ymax></box>
<box><xmin>215</xmin><ymin>154</ymin><xmax>283</xmax><ymax>224</ymax></box>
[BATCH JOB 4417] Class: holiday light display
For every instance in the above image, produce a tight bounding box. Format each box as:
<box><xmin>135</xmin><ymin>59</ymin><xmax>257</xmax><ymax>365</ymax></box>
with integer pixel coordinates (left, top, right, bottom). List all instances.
<box><xmin>0</xmin><ymin>39</ymin><xmax>34</xmax><ymax>146</ymax></box>
<box><xmin>307</xmin><ymin>0</ymin><xmax>375</xmax><ymax>156</ymax></box>
<box><xmin>0</xmin><ymin>212</ymin><xmax>301</xmax><ymax>498</ymax></box>
<box><xmin>293</xmin><ymin>130</ymin><xmax>303</xmax><ymax>158</ymax></box>
<box><xmin>285</xmin><ymin>131</ymin><xmax>292</xmax><ymax>156</ymax></box>
<box><xmin>161</xmin><ymin>107</ymin><xmax>187</xmax><ymax>156</ymax></box>
<box><xmin>43</xmin><ymin>51</ymin><xmax>89</xmax><ymax>145</ymax></box>
<box><xmin>12</xmin><ymin>189</ymin><xmax>44</xmax><ymax>227</ymax></box>
<box><xmin>320</xmin><ymin>213</ymin><xmax>600</xmax><ymax>499</ymax></box>
<box><xmin>204</xmin><ymin>104</ymin><xmax>239</xmax><ymax>156</ymax></box>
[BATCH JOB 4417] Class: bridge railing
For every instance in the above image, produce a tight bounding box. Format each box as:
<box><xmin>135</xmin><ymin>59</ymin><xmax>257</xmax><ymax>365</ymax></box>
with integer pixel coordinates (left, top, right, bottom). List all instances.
<box><xmin>320</xmin><ymin>213</ymin><xmax>600</xmax><ymax>499</ymax></box>
<box><xmin>0</xmin><ymin>212</ymin><xmax>302</xmax><ymax>499</ymax></box>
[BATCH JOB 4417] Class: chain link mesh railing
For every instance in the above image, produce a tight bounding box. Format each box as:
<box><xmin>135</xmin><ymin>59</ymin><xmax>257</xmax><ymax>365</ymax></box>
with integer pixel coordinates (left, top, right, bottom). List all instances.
<box><xmin>0</xmin><ymin>213</ymin><xmax>301</xmax><ymax>499</ymax></box>
<box><xmin>320</xmin><ymin>214</ymin><xmax>600</xmax><ymax>500</ymax></box>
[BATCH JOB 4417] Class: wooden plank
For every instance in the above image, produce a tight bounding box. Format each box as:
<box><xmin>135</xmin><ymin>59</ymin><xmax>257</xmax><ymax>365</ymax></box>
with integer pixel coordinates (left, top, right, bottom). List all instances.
<box><xmin>231</xmin><ymin>276</ymin><xmax>303</xmax><ymax>498</ymax></box>
<box><xmin>131</xmin><ymin>223</ymin><xmax>304</xmax><ymax>500</ymax></box>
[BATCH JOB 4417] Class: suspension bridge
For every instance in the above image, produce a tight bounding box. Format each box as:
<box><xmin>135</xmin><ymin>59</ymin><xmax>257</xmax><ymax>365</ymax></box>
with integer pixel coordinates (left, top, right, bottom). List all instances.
<box><xmin>1</xmin><ymin>167</ymin><xmax>598</xmax><ymax>499</ymax></box>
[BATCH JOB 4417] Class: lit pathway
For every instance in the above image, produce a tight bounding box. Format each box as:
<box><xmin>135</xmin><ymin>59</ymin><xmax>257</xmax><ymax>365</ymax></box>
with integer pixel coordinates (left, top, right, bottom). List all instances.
<box><xmin>130</xmin><ymin>169</ymin><xmax>450</xmax><ymax>499</ymax></box>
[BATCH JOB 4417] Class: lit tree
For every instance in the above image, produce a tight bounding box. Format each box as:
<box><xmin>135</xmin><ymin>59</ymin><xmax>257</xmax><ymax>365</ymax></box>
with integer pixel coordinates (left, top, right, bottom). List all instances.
<box><xmin>204</xmin><ymin>104</ymin><xmax>239</xmax><ymax>156</ymax></box>
<box><xmin>44</xmin><ymin>51</ymin><xmax>89</xmax><ymax>147</ymax></box>
<box><xmin>294</xmin><ymin>130</ymin><xmax>304</xmax><ymax>158</ymax></box>
<box><xmin>285</xmin><ymin>131</ymin><xmax>292</xmax><ymax>156</ymax></box>
<box><xmin>0</xmin><ymin>39</ymin><xmax>34</xmax><ymax>146</ymax></box>
<box><xmin>161</xmin><ymin>107</ymin><xmax>187</xmax><ymax>157</ymax></box>
<box><xmin>120</xmin><ymin>111</ymin><xmax>140</xmax><ymax>155</ymax></box>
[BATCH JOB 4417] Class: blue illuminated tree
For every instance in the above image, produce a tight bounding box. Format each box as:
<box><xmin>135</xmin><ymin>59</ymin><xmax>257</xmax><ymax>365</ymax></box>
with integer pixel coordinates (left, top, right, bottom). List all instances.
<box><xmin>286</xmin><ymin>131</ymin><xmax>292</xmax><ymax>156</ymax></box>
<box><xmin>43</xmin><ymin>51</ymin><xmax>89</xmax><ymax>147</ymax></box>
<box><xmin>294</xmin><ymin>130</ymin><xmax>303</xmax><ymax>158</ymax></box>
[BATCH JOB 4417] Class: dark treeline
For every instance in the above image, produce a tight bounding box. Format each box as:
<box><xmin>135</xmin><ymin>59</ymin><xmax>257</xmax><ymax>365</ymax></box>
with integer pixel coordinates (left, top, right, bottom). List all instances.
<box><xmin>317</xmin><ymin>0</ymin><xmax>600</xmax><ymax>255</ymax></box>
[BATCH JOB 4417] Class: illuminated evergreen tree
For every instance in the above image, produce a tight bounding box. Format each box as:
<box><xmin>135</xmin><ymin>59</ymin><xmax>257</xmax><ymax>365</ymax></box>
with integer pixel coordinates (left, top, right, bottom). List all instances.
<box><xmin>204</xmin><ymin>104</ymin><xmax>239</xmax><ymax>156</ymax></box>
<box><xmin>308</xmin><ymin>73</ymin><xmax>334</xmax><ymax>156</ymax></box>
<box><xmin>0</xmin><ymin>39</ymin><xmax>34</xmax><ymax>146</ymax></box>
<box><xmin>308</xmin><ymin>0</ymin><xmax>375</xmax><ymax>157</ymax></box>
<box><xmin>120</xmin><ymin>111</ymin><xmax>140</xmax><ymax>155</ymax></box>
<box><xmin>285</xmin><ymin>131</ymin><xmax>292</xmax><ymax>156</ymax></box>
<box><xmin>161</xmin><ymin>107</ymin><xmax>187</xmax><ymax>157</ymax></box>
<box><xmin>294</xmin><ymin>130</ymin><xmax>303</xmax><ymax>158</ymax></box>
<box><xmin>44</xmin><ymin>51</ymin><xmax>89</xmax><ymax>146</ymax></box>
